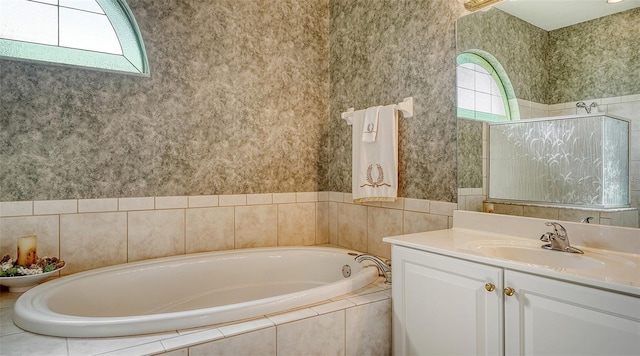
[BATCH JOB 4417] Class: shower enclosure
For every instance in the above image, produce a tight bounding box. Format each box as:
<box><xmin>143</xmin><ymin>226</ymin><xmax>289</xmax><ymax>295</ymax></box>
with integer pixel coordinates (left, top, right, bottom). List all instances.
<box><xmin>488</xmin><ymin>114</ymin><xmax>630</xmax><ymax>208</ymax></box>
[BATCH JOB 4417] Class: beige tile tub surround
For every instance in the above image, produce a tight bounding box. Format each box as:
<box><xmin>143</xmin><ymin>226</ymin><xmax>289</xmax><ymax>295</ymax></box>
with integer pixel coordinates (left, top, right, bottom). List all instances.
<box><xmin>190</xmin><ymin>327</ymin><xmax>276</xmax><ymax>356</ymax></box>
<box><xmin>487</xmin><ymin>202</ymin><xmax>639</xmax><ymax>228</ymax></box>
<box><xmin>128</xmin><ymin>209</ymin><xmax>186</xmax><ymax>262</ymax></box>
<box><xmin>337</xmin><ymin>203</ymin><xmax>369</xmax><ymax>252</ymax></box>
<box><xmin>346</xmin><ymin>296</ymin><xmax>392</xmax><ymax>355</ymax></box>
<box><xmin>0</xmin><ymin>192</ymin><xmax>455</xmax><ymax>273</ymax></box>
<box><xmin>277</xmin><ymin>310</ymin><xmax>345</xmax><ymax>355</ymax></box>
<box><xmin>367</xmin><ymin>207</ymin><xmax>403</xmax><ymax>259</ymax></box>
<box><xmin>315</xmin><ymin>201</ymin><xmax>330</xmax><ymax>245</ymax></box>
<box><xmin>234</xmin><ymin>205</ymin><xmax>278</xmax><ymax>248</ymax></box>
<box><xmin>0</xmin><ymin>201</ymin><xmax>33</xmax><ymax>217</ymax></box>
<box><xmin>0</xmin><ymin>215</ymin><xmax>59</xmax><ymax>261</ymax></box>
<box><xmin>185</xmin><ymin>207</ymin><xmax>235</xmax><ymax>253</ymax></box>
<box><xmin>78</xmin><ymin>198</ymin><xmax>119</xmax><ymax>213</ymax></box>
<box><xmin>331</xmin><ymin>194</ymin><xmax>457</xmax><ymax>259</ymax></box>
<box><xmin>403</xmin><ymin>211</ymin><xmax>449</xmax><ymax>235</ymax></box>
<box><xmin>60</xmin><ymin>213</ymin><xmax>128</xmax><ymax>275</ymax></box>
<box><xmin>33</xmin><ymin>199</ymin><xmax>77</xmax><ymax>215</ymax></box>
<box><xmin>0</xmin><ymin>277</ymin><xmax>391</xmax><ymax>356</ymax></box>
<box><xmin>277</xmin><ymin>203</ymin><xmax>316</xmax><ymax>246</ymax></box>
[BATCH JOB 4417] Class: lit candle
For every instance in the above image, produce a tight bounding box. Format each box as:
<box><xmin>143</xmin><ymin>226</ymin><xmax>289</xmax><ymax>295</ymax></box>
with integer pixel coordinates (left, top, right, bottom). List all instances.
<box><xmin>483</xmin><ymin>202</ymin><xmax>494</xmax><ymax>213</ymax></box>
<box><xmin>17</xmin><ymin>235</ymin><xmax>37</xmax><ymax>266</ymax></box>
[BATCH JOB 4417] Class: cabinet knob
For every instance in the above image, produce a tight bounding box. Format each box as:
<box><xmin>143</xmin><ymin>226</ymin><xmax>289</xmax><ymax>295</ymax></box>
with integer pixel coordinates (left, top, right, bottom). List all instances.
<box><xmin>504</xmin><ymin>287</ymin><xmax>515</xmax><ymax>296</ymax></box>
<box><xmin>484</xmin><ymin>282</ymin><xmax>495</xmax><ymax>292</ymax></box>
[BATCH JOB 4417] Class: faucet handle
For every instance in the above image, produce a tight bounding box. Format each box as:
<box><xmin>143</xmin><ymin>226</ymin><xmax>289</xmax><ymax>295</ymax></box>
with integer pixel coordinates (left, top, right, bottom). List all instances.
<box><xmin>545</xmin><ymin>222</ymin><xmax>567</xmax><ymax>239</ymax></box>
<box><xmin>542</xmin><ymin>222</ymin><xmax>583</xmax><ymax>254</ymax></box>
<box><xmin>540</xmin><ymin>232</ymin><xmax>553</xmax><ymax>242</ymax></box>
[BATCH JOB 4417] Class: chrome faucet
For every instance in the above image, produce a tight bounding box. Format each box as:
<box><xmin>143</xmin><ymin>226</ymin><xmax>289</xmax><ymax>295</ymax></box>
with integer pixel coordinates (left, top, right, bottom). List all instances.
<box><xmin>576</xmin><ymin>101</ymin><xmax>598</xmax><ymax>114</ymax></box>
<box><xmin>355</xmin><ymin>254</ymin><xmax>392</xmax><ymax>284</ymax></box>
<box><xmin>540</xmin><ymin>222</ymin><xmax>583</xmax><ymax>254</ymax></box>
<box><xmin>580</xmin><ymin>216</ymin><xmax>593</xmax><ymax>223</ymax></box>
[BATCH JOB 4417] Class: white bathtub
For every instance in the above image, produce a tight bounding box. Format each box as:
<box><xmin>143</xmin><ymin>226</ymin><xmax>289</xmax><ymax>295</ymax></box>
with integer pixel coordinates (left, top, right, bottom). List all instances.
<box><xmin>13</xmin><ymin>246</ymin><xmax>379</xmax><ymax>338</ymax></box>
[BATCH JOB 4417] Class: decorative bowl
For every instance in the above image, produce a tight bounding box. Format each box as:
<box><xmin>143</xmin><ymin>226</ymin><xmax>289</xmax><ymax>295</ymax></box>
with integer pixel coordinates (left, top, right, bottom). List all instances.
<box><xmin>0</xmin><ymin>266</ymin><xmax>65</xmax><ymax>292</ymax></box>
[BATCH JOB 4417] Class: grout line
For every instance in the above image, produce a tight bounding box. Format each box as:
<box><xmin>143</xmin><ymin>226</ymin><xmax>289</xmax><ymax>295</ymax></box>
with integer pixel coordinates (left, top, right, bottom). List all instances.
<box><xmin>343</xmin><ymin>309</ymin><xmax>347</xmax><ymax>354</ymax></box>
<box><xmin>126</xmin><ymin>212</ymin><xmax>129</xmax><ymax>263</ymax></box>
<box><xmin>58</xmin><ymin>214</ymin><xmax>61</xmax><ymax>264</ymax></box>
<box><xmin>276</xmin><ymin>204</ymin><xmax>280</xmax><ymax>246</ymax></box>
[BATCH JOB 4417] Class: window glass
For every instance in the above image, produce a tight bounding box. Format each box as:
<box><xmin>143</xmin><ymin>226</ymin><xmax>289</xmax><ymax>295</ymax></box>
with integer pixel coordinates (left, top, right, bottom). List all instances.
<box><xmin>0</xmin><ymin>0</ymin><xmax>149</xmax><ymax>76</ymax></box>
<box><xmin>34</xmin><ymin>0</ymin><xmax>59</xmax><ymax>5</ymax></box>
<box><xmin>0</xmin><ymin>0</ymin><xmax>58</xmax><ymax>45</ymax></box>
<box><xmin>60</xmin><ymin>0</ymin><xmax>105</xmax><ymax>13</ymax></box>
<box><xmin>59</xmin><ymin>7</ymin><xmax>122</xmax><ymax>54</ymax></box>
<box><xmin>456</xmin><ymin>51</ymin><xmax>518</xmax><ymax>122</ymax></box>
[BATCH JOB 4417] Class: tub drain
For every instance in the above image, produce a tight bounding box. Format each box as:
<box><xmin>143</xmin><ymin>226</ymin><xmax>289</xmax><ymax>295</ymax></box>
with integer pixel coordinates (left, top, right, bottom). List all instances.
<box><xmin>342</xmin><ymin>264</ymin><xmax>351</xmax><ymax>278</ymax></box>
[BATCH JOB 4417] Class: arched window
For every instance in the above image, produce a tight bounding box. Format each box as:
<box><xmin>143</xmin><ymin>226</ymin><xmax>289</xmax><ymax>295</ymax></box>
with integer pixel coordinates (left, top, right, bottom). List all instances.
<box><xmin>0</xmin><ymin>0</ymin><xmax>149</xmax><ymax>76</ymax></box>
<box><xmin>456</xmin><ymin>50</ymin><xmax>518</xmax><ymax>121</ymax></box>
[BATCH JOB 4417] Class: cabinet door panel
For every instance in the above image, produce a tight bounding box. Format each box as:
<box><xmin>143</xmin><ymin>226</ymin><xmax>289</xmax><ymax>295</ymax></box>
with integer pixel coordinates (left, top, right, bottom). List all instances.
<box><xmin>505</xmin><ymin>270</ymin><xmax>640</xmax><ymax>356</ymax></box>
<box><xmin>393</xmin><ymin>246</ymin><xmax>502</xmax><ymax>355</ymax></box>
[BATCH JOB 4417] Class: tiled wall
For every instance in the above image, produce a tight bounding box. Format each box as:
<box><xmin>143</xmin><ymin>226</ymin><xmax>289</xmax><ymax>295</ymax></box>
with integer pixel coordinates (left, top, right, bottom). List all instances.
<box><xmin>161</xmin><ymin>290</ymin><xmax>390</xmax><ymax>356</ymax></box>
<box><xmin>0</xmin><ymin>192</ymin><xmax>326</xmax><ymax>275</ymax></box>
<box><xmin>457</xmin><ymin>187</ymin><xmax>484</xmax><ymax>213</ymax></box>
<box><xmin>458</xmin><ymin>187</ymin><xmax>639</xmax><ymax>227</ymax></box>
<box><xmin>327</xmin><ymin>192</ymin><xmax>456</xmax><ymax>259</ymax></box>
<box><xmin>0</xmin><ymin>192</ymin><xmax>455</xmax><ymax>274</ymax></box>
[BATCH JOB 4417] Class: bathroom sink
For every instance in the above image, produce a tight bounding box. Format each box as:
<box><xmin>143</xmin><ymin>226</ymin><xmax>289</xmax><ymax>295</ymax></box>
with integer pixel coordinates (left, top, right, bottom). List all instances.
<box><xmin>475</xmin><ymin>245</ymin><xmax>604</xmax><ymax>269</ymax></box>
<box><xmin>467</xmin><ymin>241</ymin><xmax>636</xmax><ymax>270</ymax></box>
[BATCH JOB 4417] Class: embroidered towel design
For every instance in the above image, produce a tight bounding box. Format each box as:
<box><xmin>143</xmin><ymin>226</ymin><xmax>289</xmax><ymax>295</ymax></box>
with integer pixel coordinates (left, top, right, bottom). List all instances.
<box><xmin>361</xmin><ymin>164</ymin><xmax>391</xmax><ymax>188</ymax></box>
<box><xmin>361</xmin><ymin>106</ymin><xmax>381</xmax><ymax>143</ymax></box>
<box><xmin>352</xmin><ymin>104</ymin><xmax>398</xmax><ymax>203</ymax></box>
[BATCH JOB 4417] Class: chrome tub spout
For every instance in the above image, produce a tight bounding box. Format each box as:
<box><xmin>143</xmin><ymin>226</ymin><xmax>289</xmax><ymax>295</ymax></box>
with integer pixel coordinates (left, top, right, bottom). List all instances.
<box><xmin>355</xmin><ymin>254</ymin><xmax>392</xmax><ymax>284</ymax></box>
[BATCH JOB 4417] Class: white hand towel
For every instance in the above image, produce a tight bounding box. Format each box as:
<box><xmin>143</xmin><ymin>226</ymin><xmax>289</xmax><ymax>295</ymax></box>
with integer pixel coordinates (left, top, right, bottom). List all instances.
<box><xmin>352</xmin><ymin>104</ymin><xmax>398</xmax><ymax>203</ymax></box>
<box><xmin>361</xmin><ymin>106</ymin><xmax>381</xmax><ymax>142</ymax></box>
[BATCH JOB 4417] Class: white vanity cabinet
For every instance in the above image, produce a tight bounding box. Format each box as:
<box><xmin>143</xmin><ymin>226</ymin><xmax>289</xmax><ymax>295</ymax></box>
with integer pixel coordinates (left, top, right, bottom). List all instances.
<box><xmin>392</xmin><ymin>245</ymin><xmax>503</xmax><ymax>355</ymax></box>
<box><xmin>504</xmin><ymin>270</ymin><xmax>640</xmax><ymax>355</ymax></box>
<box><xmin>392</xmin><ymin>245</ymin><xmax>640</xmax><ymax>356</ymax></box>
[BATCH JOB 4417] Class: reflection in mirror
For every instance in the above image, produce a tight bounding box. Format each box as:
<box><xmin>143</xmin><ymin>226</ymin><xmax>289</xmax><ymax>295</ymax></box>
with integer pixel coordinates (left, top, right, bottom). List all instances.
<box><xmin>456</xmin><ymin>3</ymin><xmax>640</xmax><ymax>228</ymax></box>
<box><xmin>0</xmin><ymin>0</ymin><xmax>149</xmax><ymax>75</ymax></box>
<box><xmin>489</xmin><ymin>115</ymin><xmax>630</xmax><ymax>207</ymax></box>
<box><xmin>456</xmin><ymin>50</ymin><xmax>519</xmax><ymax>122</ymax></box>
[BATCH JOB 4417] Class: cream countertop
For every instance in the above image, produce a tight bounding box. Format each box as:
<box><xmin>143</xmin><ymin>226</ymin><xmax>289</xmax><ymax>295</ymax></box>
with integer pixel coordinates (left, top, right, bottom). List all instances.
<box><xmin>384</xmin><ymin>211</ymin><xmax>640</xmax><ymax>297</ymax></box>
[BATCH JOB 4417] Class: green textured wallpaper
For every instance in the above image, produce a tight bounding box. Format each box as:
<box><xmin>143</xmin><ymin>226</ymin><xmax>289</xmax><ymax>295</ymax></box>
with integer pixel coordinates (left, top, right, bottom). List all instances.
<box><xmin>328</xmin><ymin>0</ymin><xmax>467</xmax><ymax>201</ymax></box>
<box><xmin>456</xmin><ymin>8</ymin><xmax>548</xmax><ymax>104</ymax></box>
<box><xmin>2</xmin><ymin>0</ymin><xmax>469</xmax><ymax>203</ymax></box>
<box><xmin>456</xmin><ymin>7</ymin><xmax>640</xmax><ymax>105</ymax></box>
<box><xmin>548</xmin><ymin>8</ymin><xmax>640</xmax><ymax>103</ymax></box>
<box><xmin>0</xmin><ymin>0</ymin><xmax>329</xmax><ymax>201</ymax></box>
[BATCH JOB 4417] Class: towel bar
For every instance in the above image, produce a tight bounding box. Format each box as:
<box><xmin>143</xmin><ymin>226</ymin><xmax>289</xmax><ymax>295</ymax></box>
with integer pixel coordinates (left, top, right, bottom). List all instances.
<box><xmin>341</xmin><ymin>97</ymin><xmax>414</xmax><ymax>125</ymax></box>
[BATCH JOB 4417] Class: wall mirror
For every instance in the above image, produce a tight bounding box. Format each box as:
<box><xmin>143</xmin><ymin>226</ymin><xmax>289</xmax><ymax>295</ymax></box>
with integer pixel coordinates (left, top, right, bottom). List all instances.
<box><xmin>456</xmin><ymin>0</ymin><xmax>640</xmax><ymax>228</ymax></box>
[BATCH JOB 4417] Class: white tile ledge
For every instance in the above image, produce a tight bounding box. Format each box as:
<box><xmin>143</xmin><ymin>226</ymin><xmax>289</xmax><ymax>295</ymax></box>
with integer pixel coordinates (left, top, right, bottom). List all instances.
<box><xmin>1</xmin><ymin>192</ymin><xmax>452</xmax><ymax>217</ymax></box>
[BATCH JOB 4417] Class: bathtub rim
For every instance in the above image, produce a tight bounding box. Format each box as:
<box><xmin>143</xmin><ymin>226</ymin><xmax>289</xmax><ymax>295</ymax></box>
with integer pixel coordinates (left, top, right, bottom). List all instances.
<box><xmin>13</xmin><ymin>246</ymin><xmax>380</xmax><ymax>338</ymax></box>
